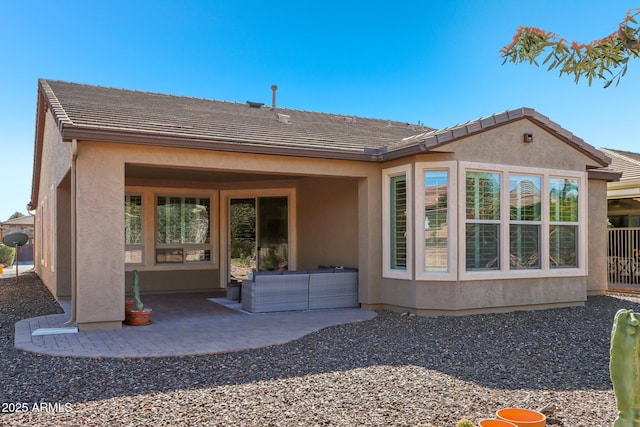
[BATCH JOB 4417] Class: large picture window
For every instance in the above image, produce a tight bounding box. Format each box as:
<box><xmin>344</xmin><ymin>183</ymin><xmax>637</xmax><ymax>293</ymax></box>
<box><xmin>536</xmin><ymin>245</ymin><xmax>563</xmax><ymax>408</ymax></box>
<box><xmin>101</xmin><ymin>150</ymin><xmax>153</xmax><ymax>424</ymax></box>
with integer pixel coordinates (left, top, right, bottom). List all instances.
<box><xmin>156</xmin><ymin>196</ymin><xmax>211</xmax><ymax>264</ymax></box>
<box><xmin>460</xmin><ymin>163</ymin><xmax>584</xmax><ymax>279</ymax></box>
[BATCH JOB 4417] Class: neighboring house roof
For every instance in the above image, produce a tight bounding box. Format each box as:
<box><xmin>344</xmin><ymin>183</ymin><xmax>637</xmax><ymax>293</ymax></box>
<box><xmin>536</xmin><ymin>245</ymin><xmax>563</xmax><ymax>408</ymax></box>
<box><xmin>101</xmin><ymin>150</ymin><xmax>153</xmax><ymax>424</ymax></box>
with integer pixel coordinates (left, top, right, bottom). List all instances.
<box><xmin>600</xmin><ymin>148</ymin><xmax>640</xmax><ymax>199</ymax></box>
<box><xmin>0</xmin><ymin>215</ymin><xmax>34</xmax><ymax>227</ymax></box>
<box><xmin>600</xmin><ymin>148</ymin><xmax>640</xmax><ymax>182</ymax></box>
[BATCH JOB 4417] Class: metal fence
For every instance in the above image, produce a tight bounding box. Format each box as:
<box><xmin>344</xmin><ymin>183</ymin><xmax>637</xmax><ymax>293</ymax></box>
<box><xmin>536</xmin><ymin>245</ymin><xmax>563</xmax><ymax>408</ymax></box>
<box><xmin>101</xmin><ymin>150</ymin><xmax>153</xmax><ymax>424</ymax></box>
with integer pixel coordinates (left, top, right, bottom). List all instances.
<box><xmin>608</xmin><ymin>227</ymin><xmax>640</xmax><ymax>287</ymax></box>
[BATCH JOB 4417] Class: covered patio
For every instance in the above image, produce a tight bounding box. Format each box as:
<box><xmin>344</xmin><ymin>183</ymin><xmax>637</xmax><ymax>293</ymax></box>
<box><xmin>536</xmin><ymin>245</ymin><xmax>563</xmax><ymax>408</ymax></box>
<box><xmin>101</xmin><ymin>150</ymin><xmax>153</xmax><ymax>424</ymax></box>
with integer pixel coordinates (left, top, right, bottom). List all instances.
<box><xmin>15</xmin><ymin>292</ymin><xmax>376</xmax><ymax>357</ymax></box>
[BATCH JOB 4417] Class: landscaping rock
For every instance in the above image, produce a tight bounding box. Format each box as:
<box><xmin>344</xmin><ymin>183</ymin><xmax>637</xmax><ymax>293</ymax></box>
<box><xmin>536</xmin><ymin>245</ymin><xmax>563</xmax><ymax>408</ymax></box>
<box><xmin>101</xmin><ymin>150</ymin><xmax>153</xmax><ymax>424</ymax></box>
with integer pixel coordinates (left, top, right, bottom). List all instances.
<box><xmin>0</xmin><ymin>272</ymin><xmax>633</xmax><ymax>426</ymax></box>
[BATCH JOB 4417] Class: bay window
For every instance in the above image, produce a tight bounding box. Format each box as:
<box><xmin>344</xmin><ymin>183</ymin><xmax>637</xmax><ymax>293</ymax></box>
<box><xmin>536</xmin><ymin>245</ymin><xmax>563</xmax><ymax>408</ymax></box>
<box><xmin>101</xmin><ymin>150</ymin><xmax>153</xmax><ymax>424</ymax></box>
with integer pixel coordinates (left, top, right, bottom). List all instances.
<box><xmin>385</xmin><ymin>162</ymin><xmax>585</xmax><ymax>281</ymax></box>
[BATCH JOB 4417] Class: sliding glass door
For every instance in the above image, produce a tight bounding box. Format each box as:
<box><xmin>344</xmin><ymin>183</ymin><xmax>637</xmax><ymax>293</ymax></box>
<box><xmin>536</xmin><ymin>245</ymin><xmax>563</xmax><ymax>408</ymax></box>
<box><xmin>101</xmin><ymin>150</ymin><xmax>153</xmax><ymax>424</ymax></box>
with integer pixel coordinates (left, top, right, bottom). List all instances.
<box><xmin>229</xmin><ymin>196</ymin><xmax>289</xmax><ymax>281</ymax></box>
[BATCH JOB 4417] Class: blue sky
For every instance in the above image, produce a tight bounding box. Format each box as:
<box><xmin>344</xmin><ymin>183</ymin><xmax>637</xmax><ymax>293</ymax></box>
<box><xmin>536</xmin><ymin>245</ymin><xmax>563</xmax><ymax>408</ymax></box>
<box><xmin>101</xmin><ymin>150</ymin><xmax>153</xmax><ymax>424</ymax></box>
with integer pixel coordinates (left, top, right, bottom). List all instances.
<box><xmin>1</xmin><ymin>0</ymin><xmax>639</xmax><ymax>221</ymax></box>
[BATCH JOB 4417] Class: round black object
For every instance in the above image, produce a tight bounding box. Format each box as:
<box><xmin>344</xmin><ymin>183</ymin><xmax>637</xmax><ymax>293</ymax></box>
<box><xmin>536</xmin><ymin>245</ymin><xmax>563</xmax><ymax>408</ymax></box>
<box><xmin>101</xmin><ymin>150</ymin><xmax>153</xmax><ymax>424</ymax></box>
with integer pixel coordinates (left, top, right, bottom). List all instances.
<box><xmin>3</xmin><ymin>232</ymin><xmax>29</xmax><ymax>247</ymax></box>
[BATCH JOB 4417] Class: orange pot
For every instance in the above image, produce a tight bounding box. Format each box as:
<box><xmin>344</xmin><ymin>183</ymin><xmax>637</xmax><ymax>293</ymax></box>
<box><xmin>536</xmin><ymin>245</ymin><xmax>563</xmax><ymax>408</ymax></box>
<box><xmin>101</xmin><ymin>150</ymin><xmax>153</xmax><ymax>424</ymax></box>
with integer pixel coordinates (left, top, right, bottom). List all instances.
<box><xmin>479</xmin><ymin>420</ymin><xmax>518</xmax><ymax>427</ymax></box>
<box><xmin>496</xmin><ymin>408</ymin><xmax>546</xmax><ymax>427</ymax></box>
<box><xmin>124</xmin><ymin>299</ymin><xmax>135</xmax><ymax>323</ymax></box>
<box><xmin>124</xmin><ymin>308</ymin><xmax>152</xmax><ymax>326</ymax></box>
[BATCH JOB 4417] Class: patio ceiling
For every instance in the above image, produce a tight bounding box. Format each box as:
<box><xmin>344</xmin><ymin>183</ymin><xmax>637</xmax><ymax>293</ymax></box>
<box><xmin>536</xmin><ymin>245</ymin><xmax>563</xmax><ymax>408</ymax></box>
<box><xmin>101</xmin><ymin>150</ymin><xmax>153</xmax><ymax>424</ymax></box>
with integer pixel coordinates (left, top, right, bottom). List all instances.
<box><xmin>125</xmin><ymin>164</ymin><xmax>306</xmax><ymax>186</ymax></box>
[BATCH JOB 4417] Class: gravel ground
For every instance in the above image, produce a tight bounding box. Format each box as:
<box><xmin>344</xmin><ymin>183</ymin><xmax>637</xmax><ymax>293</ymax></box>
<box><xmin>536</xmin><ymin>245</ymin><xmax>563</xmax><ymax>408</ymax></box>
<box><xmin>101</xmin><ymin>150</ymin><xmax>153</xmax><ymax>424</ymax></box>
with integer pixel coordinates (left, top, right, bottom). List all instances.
<box><xmin>1</xmin><ymin>272</ymin><xmax>638</xmax><ymax>426</ymax></box>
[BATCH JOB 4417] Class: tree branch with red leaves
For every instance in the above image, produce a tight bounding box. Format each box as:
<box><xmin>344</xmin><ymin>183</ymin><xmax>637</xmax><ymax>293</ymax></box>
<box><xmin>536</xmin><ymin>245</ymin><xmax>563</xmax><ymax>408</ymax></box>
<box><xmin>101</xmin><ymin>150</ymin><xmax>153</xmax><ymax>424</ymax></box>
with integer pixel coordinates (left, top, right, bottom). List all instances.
<box><xmin>501</xmin><ymin>8</ymin><xmax>640</xmax><ymax>87</ymax></box>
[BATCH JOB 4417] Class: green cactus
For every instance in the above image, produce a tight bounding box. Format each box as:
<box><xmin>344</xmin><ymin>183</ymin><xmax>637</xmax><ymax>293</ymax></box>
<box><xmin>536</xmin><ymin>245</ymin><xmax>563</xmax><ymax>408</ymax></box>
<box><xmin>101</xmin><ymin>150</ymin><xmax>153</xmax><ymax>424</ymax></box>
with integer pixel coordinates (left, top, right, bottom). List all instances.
<box><xmin>456</xmin><ymin>419</ymin><xmax>475</xmax><ymax>427</ymax></box>
<box><xmin>132</xmin><ymin>270</ymin><xmax>144</xmax><ymax>311</ymax></box>
<box><xmin>610</xmin><ymin>309</ymin><xmax>640</xmax><ymax>427</ymax></box>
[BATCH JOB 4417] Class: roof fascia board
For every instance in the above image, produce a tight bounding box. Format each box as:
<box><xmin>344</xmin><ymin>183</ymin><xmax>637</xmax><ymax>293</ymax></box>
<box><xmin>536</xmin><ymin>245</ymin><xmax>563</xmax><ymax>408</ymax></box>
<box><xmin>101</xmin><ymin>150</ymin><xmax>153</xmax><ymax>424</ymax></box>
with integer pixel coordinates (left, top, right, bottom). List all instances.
<box><xmin>524</xmin><ymin>115</ymin><xmax>610</xmax><ymax>167</ymax></box>
<box><xmin>416</xmin><ymin>114</ymin><xmax>610</xmax><ymax>168</ymax></box>
<box><xmin>587</xmin><ymin>168</ymin><xmax>621</xmax><ymax>182</ymax></box>
<box><xmin>30</xmin><ymin>88</ymin><xmax>48</xmax><ymax>210</ymax></box>
<box><xmin>60</xmin><ymin>128</ymin><xmax>381</xmax><ymax>162</ymax></box>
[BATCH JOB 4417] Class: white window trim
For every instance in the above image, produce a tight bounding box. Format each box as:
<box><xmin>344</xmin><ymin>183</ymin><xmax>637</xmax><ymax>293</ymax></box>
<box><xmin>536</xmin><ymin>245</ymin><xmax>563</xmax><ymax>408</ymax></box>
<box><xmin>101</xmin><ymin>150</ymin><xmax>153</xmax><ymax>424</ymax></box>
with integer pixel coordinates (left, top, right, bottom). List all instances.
<box><xmin>124</xmin><ymin>186</ymin><xmax>219</xmax><ymax>272</ymax></box>
<box><xmin>382</xmin><ymin>164</ymin><xmax>413</xmax><ymax>279</ymax></box>
<box><xmin>155</xmin><ymin>193</ymin><xmax>214</xmax><ymax>266</ymax></box>
<box><xmin>414</xmin><ymin>161</ymin><xmax>457</xmax><ymax>281</ymax></box>
<box><xmin>458</xmin><ymin>161</ymin><xmax>587</xmax><ymax>281</ymax></box>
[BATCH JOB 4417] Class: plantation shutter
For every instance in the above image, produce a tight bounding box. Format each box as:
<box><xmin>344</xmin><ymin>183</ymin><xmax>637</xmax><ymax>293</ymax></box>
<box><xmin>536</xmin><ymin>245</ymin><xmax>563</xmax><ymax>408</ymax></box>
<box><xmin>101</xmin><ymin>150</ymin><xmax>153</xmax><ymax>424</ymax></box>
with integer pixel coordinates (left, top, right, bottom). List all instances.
<box><xmin>390</xmin><ymin>175</ymin><xmax>407</xmax><ymax>270</ymax></box>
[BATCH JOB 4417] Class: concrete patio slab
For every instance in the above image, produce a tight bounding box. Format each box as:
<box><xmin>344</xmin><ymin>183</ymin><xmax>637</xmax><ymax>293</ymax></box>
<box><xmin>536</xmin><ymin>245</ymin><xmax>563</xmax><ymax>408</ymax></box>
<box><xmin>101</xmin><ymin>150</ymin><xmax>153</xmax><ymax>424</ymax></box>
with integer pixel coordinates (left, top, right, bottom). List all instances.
<box><xmin>14</xmin><ymin>292</ymin><xmax>376</xmax><ymax>358</ymax></box>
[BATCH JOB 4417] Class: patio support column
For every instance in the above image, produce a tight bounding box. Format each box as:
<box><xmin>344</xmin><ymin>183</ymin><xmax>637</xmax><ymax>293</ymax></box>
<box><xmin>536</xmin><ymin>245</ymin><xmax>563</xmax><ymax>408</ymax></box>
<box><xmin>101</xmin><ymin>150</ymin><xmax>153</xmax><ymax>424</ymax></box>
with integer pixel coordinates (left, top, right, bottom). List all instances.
<box><xmin>74</xmin><ymin>143</ymin><xmax>124</xmax><ymax>330</ymax></box>
<box><xmin>358</xmin><ymin>175</ymin><xmax>382</xmax><ymax>305</ymax></box>
<box><xmin>587</xmin><ymin>178</ymin><xmax>608</xmax><ymax>295</ymax></box>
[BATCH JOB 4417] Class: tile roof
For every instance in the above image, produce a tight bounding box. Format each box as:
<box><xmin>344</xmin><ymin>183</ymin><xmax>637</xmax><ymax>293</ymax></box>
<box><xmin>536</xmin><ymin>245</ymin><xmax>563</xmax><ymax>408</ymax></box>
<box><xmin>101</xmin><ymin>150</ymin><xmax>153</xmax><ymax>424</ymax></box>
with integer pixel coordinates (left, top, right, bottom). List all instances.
<box><xmin>1</xmin><ymin>215</ymin><xmax>34</xmax><ymax>226</ymax></box>
<box><xmin>40</xmin><ymin>79</ymin><xmax>429</xmax><ymax>157</ymax></box>
<box><xmin>397</xmin><ymin>108</ymin><xmax>610</xmax><ymax>166</ymax></box>
<box><xmin>600</xmin><ymin>148</ymin><xmax>640</xmax><ymax>182</ymax></box>
<box><xmin>37</xmin><ymin>79</ymin><xmax>610</xmax><ymax>166</ymax></box>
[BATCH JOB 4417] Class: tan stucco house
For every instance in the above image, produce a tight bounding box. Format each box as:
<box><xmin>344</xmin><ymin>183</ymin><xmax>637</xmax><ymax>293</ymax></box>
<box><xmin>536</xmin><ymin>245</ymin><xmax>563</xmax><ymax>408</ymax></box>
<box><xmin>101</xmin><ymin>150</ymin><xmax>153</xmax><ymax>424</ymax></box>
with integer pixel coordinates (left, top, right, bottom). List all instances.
<box><xmin>30</xmin><ymin>79</ymin><xmax>618</xmax><ymax>330</ymax></box>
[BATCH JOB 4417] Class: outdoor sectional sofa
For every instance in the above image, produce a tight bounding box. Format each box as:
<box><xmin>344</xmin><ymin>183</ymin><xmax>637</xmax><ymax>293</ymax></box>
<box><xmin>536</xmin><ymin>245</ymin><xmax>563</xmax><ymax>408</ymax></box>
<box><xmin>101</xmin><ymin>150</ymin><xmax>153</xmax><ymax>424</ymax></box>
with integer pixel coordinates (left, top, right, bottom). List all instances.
<box><xmin>241</xmin><ymin>268</ymin><xmax>358</xmax><ymax>313</ymax></box>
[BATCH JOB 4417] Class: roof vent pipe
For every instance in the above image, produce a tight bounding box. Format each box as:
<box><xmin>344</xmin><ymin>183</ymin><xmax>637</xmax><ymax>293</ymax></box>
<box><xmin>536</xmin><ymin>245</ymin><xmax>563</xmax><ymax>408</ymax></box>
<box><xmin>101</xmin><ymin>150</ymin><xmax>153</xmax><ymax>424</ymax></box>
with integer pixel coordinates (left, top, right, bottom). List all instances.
<box><xmin>271</xmin><ymin>84</ymin><xmax>278</xmax><ymax>109</ymax></box>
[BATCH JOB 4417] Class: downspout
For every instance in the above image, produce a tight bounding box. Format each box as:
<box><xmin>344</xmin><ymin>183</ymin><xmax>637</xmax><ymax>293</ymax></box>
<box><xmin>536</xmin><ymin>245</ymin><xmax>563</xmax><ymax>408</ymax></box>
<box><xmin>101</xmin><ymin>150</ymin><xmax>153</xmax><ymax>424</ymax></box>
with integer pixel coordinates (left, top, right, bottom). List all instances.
<box><xmin>64</xmin><ymin>139</ymin><xmax>78</xmax><ymax>327</ymax></box>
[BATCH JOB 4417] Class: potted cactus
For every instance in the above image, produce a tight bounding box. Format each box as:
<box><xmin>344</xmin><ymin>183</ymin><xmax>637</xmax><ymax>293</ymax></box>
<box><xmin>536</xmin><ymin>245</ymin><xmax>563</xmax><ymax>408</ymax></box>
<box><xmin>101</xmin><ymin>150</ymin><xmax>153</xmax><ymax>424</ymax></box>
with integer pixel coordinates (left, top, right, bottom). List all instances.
<box><xmin>124</xmin><ymin>270</ymin><xmax>152</xmax><ymax>326</ymax></box>
<box><xmin>456</xmin><ymin>419</ymin><xmax>475</xmax><ymax>427</ymax></box>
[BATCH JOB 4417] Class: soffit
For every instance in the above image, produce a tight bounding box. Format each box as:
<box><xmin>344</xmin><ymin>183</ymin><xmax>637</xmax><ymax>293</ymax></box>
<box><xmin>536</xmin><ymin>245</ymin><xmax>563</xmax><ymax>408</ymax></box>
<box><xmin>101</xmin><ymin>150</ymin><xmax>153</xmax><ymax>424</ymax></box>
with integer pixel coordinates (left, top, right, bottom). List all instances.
<box><xmin>125</xmin><ymin>165</ymin><xmax>303</xmax><ymax>184</ymax></box>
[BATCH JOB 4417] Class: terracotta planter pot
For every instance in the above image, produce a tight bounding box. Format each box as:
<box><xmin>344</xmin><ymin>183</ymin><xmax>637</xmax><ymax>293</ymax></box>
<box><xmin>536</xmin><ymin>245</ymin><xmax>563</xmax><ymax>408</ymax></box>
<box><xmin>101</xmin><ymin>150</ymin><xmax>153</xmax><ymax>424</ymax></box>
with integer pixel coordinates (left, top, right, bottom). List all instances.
<box><xmin>124</xmin><ymin>299</ymin><xmax>135</xmax><ymax>323</ymax></box>
<box><xmin>124</xmin><ymin>308</ymin><xmax>152</xmax><ymax>326</ymax></box>
<box><xmin>479</xmin><ymin>419</ymin><xmax>518</xmax><ymax>427</ymax></box>
<box><xmin>496</xmin><ymin>408</ymin><xmax>546</xmax><ymax>427</ymax></box>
